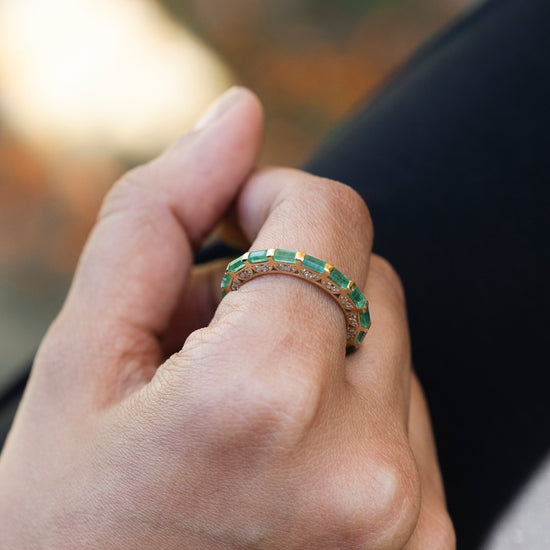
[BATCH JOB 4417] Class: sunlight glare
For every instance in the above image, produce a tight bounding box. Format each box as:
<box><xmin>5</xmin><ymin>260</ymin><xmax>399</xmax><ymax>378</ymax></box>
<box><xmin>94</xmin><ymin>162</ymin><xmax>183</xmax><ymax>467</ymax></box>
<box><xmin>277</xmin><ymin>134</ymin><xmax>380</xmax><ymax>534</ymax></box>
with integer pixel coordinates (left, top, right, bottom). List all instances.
<box><xmin>0</xmin><ymin>0</ymin><xmax>234</xmax><ymax>157</ymax></box>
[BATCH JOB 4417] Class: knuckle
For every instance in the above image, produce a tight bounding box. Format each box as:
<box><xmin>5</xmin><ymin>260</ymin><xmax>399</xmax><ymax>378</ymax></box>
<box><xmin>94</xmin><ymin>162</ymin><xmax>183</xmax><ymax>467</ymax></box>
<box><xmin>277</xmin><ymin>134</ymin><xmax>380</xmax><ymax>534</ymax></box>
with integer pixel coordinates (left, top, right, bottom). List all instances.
<box><xmin>315</xmin><ymin>451</ymin><xmax>420</xmax><ymax>548</ymax></box>
<box><xmin>369</xmin><ymin>460</ymin><xmax>420</xmax><ymax>545</ymax></box>
<box><xmin>312</xmin><ymin>178</ymin><xmax>373</xmax><ymax>238</ymax></box>
<box><xmin>178</xmin><ymin>331</ymin><xmax>321</xmax><ymax>451</ymax></box>
<box><xmin>210</xmin><ymin>371</ymin><xmax>318</xmax><ymax>447</ymax></box>
<box><xmin>95</xmin><ymin>162</ymin><xmax>177</xmax><ymax>245</ymax></box>
<box><xmin>422</xmin><ymin>509</ymin><xmax>456</xmax><ymax>550</ymax></box>
<box><xmin>99</xmin><ymin>162</ymin><xmax>155</xmax><ymax>220</ymax></box>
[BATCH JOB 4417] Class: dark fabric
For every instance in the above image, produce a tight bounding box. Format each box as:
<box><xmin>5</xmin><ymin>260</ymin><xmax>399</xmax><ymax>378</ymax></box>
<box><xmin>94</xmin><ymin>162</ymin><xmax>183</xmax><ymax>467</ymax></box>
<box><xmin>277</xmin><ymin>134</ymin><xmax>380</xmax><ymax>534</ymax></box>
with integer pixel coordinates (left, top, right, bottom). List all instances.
<box><xmin>1</xmin><ymin>1</ymin><xmax>549</xmax><ymax>548</ymax></box>
<box><xmin>0</xmin><ymin>368</ymin><xmax>28</xmax><ymax>450</ymax></box>
<box><xmin>305</xmin><ymin>0</ymin><xmax>549</xmax><ymax>548</ymax></box>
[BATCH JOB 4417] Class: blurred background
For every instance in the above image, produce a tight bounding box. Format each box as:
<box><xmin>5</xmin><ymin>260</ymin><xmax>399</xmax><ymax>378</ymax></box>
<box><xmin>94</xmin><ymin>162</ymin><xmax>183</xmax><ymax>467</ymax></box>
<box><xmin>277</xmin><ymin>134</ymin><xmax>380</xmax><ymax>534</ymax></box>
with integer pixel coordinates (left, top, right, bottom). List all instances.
<box><xmin>0</xmin><ymin>0</ymin><xmax>471</xmax><ymax>386</ymax></box>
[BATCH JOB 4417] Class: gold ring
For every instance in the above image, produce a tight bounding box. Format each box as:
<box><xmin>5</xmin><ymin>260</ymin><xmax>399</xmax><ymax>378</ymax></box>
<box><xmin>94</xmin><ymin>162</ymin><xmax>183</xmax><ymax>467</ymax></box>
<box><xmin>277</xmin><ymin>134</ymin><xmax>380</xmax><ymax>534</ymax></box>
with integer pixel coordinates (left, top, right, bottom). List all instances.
<box><xmin>221</xmin><ymin>249</ymin><xmax>371</xmax><ymax>351</ymax></box>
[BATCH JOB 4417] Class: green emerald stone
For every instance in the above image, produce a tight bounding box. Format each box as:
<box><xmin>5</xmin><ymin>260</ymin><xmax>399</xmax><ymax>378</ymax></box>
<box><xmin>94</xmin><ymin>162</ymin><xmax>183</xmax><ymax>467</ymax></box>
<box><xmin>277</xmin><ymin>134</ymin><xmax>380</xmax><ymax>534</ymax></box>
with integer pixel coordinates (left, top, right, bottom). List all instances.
<box><xmin>302</xmin><ymin>255</ymin><xmax>326</xmax><ymax>274</ymax></box>
<box><xmin>248</xmin><ymin>250</ymin><xmax>268</xmax><ymax>263</ymax></box>
<box><xmin>221</xmin><ymin>273</ymin><xmax>231</xmax><ymax>290</ymax></box>
<box><xmin>328</xmin><ymin>268</ymin><xmax>350</xmax><ymax>290</ymax></box>
<box><xmin>227</xmin><ymin>256</ymin><xmax>246</xmax><ymax>273</ymax></box>
<box><xmin>349</xmin><ymin>287</ymin><xmax>366</xmax><ymax>309</ymax></box>
<box><xmin>359</xmin><ymin>309</ymin><xmax>371</xmax><ymax>329</ymax></box>
<box><xmin>356</xmin><ymin>331</ymin><xmax>367</xmax><ymax>345</ymax></box>
<box><xmin>273</xmin><ymin>249</ymin><xmax>297</xmax><ymax>263</ymax></box>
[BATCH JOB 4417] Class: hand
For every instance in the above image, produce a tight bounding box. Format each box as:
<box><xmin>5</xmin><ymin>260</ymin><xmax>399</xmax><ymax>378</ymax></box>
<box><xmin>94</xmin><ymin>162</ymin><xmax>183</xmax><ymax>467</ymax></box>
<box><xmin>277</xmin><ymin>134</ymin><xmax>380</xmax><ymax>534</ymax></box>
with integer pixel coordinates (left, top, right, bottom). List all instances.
<box><xmin>0</xmin><ymin>88</ymin><xmax>454</xmax><ymax>549</ymax></box>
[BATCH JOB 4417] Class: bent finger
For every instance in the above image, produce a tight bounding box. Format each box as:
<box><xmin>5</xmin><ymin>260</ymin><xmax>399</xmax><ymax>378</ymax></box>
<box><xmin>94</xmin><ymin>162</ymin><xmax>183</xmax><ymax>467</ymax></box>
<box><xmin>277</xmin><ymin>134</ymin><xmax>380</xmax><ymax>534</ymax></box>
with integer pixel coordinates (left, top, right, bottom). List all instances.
<box><xmin>36</xmin><ymin>88</ymin><xmax>263</xmax><ymax>403</ymax></box>
<box><xmin>346</xmin><ymin>254</ymin><xmax>412</xmax><ymax>429</ymax></box>
<box><xmin>404</xmin><ymin>374</ymin><xmax>455</xmax><ymax>549</ymax></box>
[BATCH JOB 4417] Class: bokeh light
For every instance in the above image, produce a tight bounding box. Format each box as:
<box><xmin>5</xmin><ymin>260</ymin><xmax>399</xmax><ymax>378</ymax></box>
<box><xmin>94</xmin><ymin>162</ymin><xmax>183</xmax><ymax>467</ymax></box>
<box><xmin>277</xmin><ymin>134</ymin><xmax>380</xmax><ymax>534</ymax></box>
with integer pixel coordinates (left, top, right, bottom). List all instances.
<box><xmin>0</xmin><ymin>0</ymin><xmax>233</xmax><ymax>157</ymax></box>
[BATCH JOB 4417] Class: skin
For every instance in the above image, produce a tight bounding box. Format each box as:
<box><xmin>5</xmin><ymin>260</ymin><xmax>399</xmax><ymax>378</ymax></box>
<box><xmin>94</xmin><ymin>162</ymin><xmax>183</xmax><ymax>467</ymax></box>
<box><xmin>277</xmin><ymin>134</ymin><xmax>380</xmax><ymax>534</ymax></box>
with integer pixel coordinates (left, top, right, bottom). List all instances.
<box><xmin>0</xmin><ymin>87</ymin><xmax>455</xmax><ymax>549</ymax></box>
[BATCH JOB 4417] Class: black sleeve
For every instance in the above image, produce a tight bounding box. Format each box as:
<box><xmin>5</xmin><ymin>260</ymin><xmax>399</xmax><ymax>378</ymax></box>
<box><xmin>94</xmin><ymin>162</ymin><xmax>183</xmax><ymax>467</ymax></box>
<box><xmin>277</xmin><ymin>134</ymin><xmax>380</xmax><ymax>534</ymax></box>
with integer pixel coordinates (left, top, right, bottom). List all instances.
<box><xmin>305</xmin><ymin>1</ymin><xmax>550</xmax><ymax>547</ymax></box>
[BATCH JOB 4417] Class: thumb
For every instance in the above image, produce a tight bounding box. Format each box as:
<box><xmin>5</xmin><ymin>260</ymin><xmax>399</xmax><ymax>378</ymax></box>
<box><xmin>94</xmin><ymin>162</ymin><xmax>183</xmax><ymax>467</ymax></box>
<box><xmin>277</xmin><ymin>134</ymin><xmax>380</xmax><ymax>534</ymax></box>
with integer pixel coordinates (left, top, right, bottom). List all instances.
<box><xmin>36</xmin><ymin>87</ymin><xmax>263</xmax><ymax>403</ymax></box>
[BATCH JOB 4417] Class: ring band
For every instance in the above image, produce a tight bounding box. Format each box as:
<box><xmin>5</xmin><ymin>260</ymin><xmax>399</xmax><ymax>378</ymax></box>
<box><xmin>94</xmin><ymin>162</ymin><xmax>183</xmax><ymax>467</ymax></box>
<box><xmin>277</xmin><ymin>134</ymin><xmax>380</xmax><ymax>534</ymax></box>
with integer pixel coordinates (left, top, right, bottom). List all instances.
<box><xmin>221</xmin><ymin>249</ymin><xmax>371</xmax><ymax>351</ymax></box>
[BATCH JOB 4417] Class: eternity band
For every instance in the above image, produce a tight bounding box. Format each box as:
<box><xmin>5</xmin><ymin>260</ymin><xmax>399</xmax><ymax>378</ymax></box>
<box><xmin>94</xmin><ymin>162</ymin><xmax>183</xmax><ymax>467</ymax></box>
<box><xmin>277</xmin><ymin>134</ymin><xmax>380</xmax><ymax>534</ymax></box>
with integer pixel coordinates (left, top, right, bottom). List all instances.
<box><xmin>221</xmin><ymin>249</ymin><xmax>371</xmax><ymax>351</ymax></box>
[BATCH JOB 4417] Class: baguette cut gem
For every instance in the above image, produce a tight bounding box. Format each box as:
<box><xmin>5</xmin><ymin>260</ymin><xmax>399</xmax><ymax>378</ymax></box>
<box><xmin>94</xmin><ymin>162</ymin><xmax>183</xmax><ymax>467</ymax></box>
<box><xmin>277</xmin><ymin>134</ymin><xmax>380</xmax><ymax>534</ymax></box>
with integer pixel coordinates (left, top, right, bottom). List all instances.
<box><xmin>328</xmin><ymin>268</ymin><xmax>350</xmax><ymax>290</ymax></box>
<box><xmin>273</xmin><ymin>249</ymin><xmax>297</xmax><ymax>263</ymax></box>
<box><xmin>228</xmin><ymin>256</ymin><xmax>246</xmax><ymax>273</ymax></box>
<box><xmin>248</xmin><ymin>250</ymin><xmax>268</xmax><ymax>263</ymax></box>
<box><xmin>221</xmin><ymin>273</ymin><xmax>231</xmax><ymax>290</ymax></box>
<box><xmin>302</xmin><ymin>255</ymin><xmax>326</xmax><ymax>274</ymax></box>
<box><xmin>349</xmin><ymin>287</ymin><xmax>366</xmax><ymax>309</ymax></box>
<box><xmin>356</xmin><ymin>331</ymin><xmax>367</xmax><ymax>345</ymax></box>
<box><xmin>360</xmin><ymin>310</ymin><xmax>371</xmax><ymax>329</ymax></box>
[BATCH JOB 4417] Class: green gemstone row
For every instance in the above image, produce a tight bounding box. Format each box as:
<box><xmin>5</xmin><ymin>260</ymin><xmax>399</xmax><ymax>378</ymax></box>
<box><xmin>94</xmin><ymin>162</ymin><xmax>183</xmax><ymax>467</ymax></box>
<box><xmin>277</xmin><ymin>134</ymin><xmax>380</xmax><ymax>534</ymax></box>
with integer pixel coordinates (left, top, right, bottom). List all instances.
<box><xmin>225</xmin><ymin>250</ymin><xmax>367</xmax><ymax>304</ymax></box>
<box><xmin>223</xmin><ymin>250</ymin><xmax>370</xmax><ymax>344</ymax></box>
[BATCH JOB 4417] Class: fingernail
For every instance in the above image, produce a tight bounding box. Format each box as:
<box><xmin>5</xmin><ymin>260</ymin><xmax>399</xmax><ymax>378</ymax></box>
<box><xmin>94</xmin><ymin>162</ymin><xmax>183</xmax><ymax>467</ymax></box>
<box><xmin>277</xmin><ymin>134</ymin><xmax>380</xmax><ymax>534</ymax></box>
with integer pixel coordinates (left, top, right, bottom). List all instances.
<box><xmin>194</xmin><ymin>86</ymin><xmax>243</xmax><ymax>130</ymax></box>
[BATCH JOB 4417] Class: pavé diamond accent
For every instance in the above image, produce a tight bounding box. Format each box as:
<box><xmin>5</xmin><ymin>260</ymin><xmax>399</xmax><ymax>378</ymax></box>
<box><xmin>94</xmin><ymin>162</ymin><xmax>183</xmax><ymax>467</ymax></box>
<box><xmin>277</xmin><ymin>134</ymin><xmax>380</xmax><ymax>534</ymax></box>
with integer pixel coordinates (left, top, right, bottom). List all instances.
<box><xmin>324</xmin><ymin>281</ymin><xmax>339</xmax><ymax>292</ymax></box>
<box><xmin>347</xmin><ymin>313</ymin><xmax>359</xmax><ymax>326</ymax></box>
<box><xmin>347</xmin><ymin>328</ymin><xmax>357</xmax><ymax>340</ymax></box>
<box><xmin>238</xmin><ymin>269</ymin><xmax>252</xmax><ymax>279</ymax></box>
<box><xmin>253</xmin><ymin>264</ymin><xmax>271</xmax><ymax>273</ymax></box>
<box><xmin>275</xmin><ymin>263</ymin><xmax>295</xmax><ymax>272</ymax></box>
<box><xmin>300</xmin><ymin>269</ymin><xmax>318</xmax><ymax>280</ymax></box>
<box><xmin>230</xmin><ymin>281</ymin><xmax>240</xmax><ymax>291</ymax></box>
<box><xmin>339</xmin><ymin>296</ymin><xmax>353</xmax><ymax>310</ymax></box>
